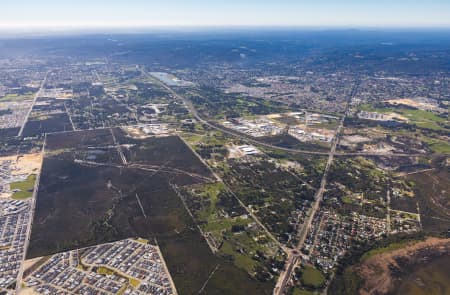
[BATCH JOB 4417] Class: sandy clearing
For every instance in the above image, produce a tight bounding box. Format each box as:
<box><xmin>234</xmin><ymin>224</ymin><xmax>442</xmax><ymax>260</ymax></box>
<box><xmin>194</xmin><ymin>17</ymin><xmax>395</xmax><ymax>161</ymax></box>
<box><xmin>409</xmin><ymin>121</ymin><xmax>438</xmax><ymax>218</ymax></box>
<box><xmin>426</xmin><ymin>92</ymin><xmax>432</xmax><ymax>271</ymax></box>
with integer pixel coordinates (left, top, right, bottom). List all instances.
<box><xmin>0</xmin><ymin>192</ymin><xmax>12</xmax><ymax>199</ymax></box>
<box><xmin>123</xmin><ymin>126</ymin><xmax>149</xmax><ymax>139</ymax></box>
<box><xmin>18</xmin><ymin>288</ymin><xmax>40</xmax><ymax>295</ymax></box>
<box><xmin>13</xmin><ymin>153</ymin><xmax>43</xmax><ymax>175</ymax></box>
<box><xmin>0</xmin><ymin>153</ymin><xmax>42</xmax><ymax>199</ymax></box>
<box><xmin>22</xmin><ymin>257</ymin><xmax>42</xmax><ymax>273</ymax></box>
<box><xmin>0</xmin><ymin>153</ymin><xmax>43</xmax><ymax>176</ymax></box>
<box><xmin>385</xmin><ymin>98</ymin><xmax>438</xmax><ymax>111</ymax></box>
<box><xmin>266</xmin><ymin>113</ymin><xmax>282</xmax><ymax>119</ymax></box>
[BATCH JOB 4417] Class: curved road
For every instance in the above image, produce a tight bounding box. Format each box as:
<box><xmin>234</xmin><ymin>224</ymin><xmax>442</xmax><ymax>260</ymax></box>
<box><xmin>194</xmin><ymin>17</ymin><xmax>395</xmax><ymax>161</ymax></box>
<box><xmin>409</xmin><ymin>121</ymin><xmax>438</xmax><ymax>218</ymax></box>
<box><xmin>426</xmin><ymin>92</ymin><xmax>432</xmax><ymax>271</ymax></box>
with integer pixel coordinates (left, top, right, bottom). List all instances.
<box><xmin>142</xmin><ymin>68</ymin><xmax>434</xmax><ymax>159</ymax></box>
<box><xmin>142</xmin><ymin>69</ymin><xmax>444</xmax><ymax>294</ymax></box>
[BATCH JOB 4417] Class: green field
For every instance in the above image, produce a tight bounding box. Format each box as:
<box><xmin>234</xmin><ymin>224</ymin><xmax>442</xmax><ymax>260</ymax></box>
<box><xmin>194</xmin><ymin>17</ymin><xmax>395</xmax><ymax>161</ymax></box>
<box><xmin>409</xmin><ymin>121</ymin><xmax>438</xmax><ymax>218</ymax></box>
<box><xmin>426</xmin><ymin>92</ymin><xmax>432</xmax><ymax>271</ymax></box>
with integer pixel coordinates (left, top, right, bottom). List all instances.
<box><xmin>0</xmin><ymin>93</ymin><xmax>34</xmax><ymax>102</ymax></box>
<box><xmin>421</xmin><ymin>137</ymin><xmax>450</xmax><ymax>154</ymax></box>
<box><xmin>185</xmin><ymin>182</ymin><xmax>274</xmax><ymax>272</ymax></box>
<box><xmin>402</xmin><ymin>109</ymin><xmax>447</xmax><ymax>131</ymax></box>
<box><xmin>299</xmin><ymin>265</ymin><xmax>325</xmax><ymax>288</ymax></box>
<box><xmin>360</xmin><ymin>240</ymin><xmax>412</xmax><ymax>262</ymax></box>
<box><xmin>220</xmin><ymin>240</ymin><xmax>257</xmax><ymax>272</ymax></box>
<box><xmin>292</xmin><ymin>288</ymin><xmax>316</xmax><ymax>295</ymax></box>
<box><xmin>342</xmin><ymin>195</ymin><xmax>354</xmax><ymax>205</ymax></box>
<box><xmin>359</xmin><ymin>104</ymin><xmax>448</xmax><ymax>131</ymax></box>
<box><xmin>10</xmin><ymin>174</ymin><xmax>37</xmax><ymax>200</ymax></box>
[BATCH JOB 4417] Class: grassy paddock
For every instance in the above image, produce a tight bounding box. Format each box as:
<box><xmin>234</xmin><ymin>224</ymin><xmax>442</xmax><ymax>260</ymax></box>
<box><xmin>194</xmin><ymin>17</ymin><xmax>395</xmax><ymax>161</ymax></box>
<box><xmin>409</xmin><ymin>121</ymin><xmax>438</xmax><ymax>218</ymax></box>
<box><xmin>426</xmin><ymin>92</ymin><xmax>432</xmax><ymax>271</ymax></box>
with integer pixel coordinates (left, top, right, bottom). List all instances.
<box><xmin>11</xmin><ymin>174</ymin><xmax>37</xmax><ymax>200</ymax></box>
<box><xmin>360</xmin><ymin>240</ymin><xmax>413</xmax><ymax>262</ymax></box>
<box><xmin>300</xmin><ymin>265</ymin><xmax>325</xmax><ymax>288</ymax></box>
<box><xmin>0</xmin><ymin>93</ymin><xmax>34</xmax><ymax>102</ymax></box>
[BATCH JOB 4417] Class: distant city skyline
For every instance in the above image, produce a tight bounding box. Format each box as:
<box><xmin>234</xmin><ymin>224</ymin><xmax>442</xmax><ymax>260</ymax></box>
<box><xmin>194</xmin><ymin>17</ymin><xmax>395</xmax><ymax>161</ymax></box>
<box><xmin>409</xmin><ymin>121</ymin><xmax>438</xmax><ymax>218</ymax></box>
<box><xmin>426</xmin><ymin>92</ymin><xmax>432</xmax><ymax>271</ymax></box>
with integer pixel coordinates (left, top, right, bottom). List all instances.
<box><xmin>1</xmin><ymin>0</ymin><xmax>450</xmax><ymax>31</ymax></box>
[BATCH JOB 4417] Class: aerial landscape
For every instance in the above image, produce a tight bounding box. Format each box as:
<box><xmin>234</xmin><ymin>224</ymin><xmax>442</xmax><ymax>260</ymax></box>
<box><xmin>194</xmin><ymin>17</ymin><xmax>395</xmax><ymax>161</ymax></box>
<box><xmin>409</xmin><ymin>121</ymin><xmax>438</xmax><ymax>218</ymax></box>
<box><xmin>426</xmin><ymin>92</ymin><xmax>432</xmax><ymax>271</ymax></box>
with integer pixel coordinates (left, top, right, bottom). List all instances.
<box><xmin>0</xmin><ymin>1</ymin><xmax>449</xmax><ymax>295</ymax></box>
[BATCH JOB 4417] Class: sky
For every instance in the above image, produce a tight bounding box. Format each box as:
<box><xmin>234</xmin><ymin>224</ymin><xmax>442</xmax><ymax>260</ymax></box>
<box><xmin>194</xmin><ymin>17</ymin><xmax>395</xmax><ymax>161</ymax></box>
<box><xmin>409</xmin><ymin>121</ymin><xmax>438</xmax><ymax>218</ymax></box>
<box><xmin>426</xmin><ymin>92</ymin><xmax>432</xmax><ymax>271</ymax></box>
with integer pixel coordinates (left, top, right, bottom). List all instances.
<box><xmin>1</xmin><ymin>0</ymin><xmax>450</xmax><ymax>31</ymax></box>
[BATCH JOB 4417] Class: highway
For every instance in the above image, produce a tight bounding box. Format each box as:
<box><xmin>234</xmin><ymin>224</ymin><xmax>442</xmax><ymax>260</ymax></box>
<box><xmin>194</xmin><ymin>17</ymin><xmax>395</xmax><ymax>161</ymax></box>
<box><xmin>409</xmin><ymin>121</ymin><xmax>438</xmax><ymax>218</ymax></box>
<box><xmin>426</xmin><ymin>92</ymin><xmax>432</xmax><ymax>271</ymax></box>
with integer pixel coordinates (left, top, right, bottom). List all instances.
<box><xmin>7</xmin><ymin>64</ymin><xmax>443</xmax><ymax>295</ymax></box>
<box><xmin>138</xmin><ymin>70</ymin><xmax>441</xmax><ymax>294</ymax></box>
<box><xmin>273</xmin><ymin>83</ymin><xmax>356</xmax><ymax>295</ymax></box>
<box><xmin>140</xmin><ymin>67</ymin><xmax>433</xmax><ymax>159</ymax></box>
<box><xmin>273</xmin><ymin>114</ymin><xmax>343</xmax><ymax>294</ymax></box>
<box><xmin>109</xmin><ymin>127</ymin><xmax>128</xmax><ymax>166</ymax></box>
<box><xmin>16</xmin><ymin>134</ymin><xmax>46</xmax><ymax>293</ymax></box>
<box><xmin>21</xmin><ymin>70</ymin><xmax>444</xmax><ymax>159</ymax></box>
<box><xmin>64</xmin><ymin>102</ymin><xmax>77</xmax><ymax>131</ymax></box>
<box><xmin>138</xmin><ymin>67</ymin><xmax>329</xmax><ymax>155</ymax></box>
<box><xmin>140</xmin><ymin>69</ymin><xmax>292</xmax><ymax>253</ymax></box>
<box><xmin>18</xmin><ymin>71</ymin><xmax>50</xmax><ymax>137</ymax></box>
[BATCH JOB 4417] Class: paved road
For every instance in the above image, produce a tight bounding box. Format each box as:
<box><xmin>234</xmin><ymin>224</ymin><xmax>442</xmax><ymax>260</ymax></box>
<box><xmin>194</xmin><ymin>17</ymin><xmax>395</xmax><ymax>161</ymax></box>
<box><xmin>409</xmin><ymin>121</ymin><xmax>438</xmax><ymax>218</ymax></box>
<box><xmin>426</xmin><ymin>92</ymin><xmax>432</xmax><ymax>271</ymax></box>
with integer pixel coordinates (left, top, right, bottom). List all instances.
<box><xmin>18</xmin><ymin>71</ymin><xmax>50</xmax><ymax>137</ymax></box>
<box><xmin>138</xmin><ymin>71</ymin><xmax>444</xmax><ymax>294</ymax></box>
<box><xmin>109</xmin><ymin>127</ymin><xmax>128</xmax><ymax>166</ymax></box>
<box><xmin>64</xmin><ymin>102</ymin><xmax>77</xmax><ymax>131</ymax></box>
<box><xmin>273</xmin><ymin>82</ymin><xmax>357</xmax><ymax>295</ymax></box>
<box><xmin>148</xmin><ymin>67</ymin><xmax>331</xmax><ymax>293</ymax></box>
<box><xmin>16</xmin><ymin>134</ymin><xmax>47</xmax><ymax>293</ymax></box>
<box><xmin>144</xmin><ymin>69</ymin><xmax>292</xmax><ymax>253</ymax></box>
<box><xmin>140</xmin><ymin>68</ymin><xmax>436</xmax><ymax>159</ymax></box>
<box><xmin>222</xmin><ymin>180</ymin><xmax>289</xmax><ymax>253</ymax></box>
<box><xmin>273</xmin><ymin>122</ymin><xmax>342</xmax><ymax>294</ymax></box>
<box><xmin>11</xmin><ymin>69</ymin><xmax>436</xmax><ymax>294</ymax></box>
<box><xmin>273</xmin><ymin>251</ymin><xmax>301</xmax><ymax>295</ymax></box>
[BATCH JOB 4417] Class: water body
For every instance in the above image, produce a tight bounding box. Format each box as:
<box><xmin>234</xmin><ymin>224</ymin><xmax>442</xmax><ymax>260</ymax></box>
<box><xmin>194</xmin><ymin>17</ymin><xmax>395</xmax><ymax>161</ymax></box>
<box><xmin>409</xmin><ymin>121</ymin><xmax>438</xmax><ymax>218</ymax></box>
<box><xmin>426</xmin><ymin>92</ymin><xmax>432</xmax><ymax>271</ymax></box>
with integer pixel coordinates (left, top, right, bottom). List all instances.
<box><xmin>150</xmin><ymin>72</ymin><xmax>194</xmax><ymax>87</ymax></box>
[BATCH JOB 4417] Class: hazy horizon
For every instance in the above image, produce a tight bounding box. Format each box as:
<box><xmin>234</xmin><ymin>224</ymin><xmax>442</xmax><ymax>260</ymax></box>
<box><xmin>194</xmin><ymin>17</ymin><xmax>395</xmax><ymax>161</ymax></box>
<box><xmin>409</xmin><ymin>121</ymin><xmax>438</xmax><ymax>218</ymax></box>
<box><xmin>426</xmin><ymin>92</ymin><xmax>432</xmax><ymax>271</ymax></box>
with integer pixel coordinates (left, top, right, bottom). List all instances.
<box><xmin>2</xmin><ymin>0</ymin><xmax>450</xmax><ymax>34</ymax></box>
<box><xmin>1</xmin><ymin>26</ymin><xmax>450</xmax><ymax>39</ymax></box>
